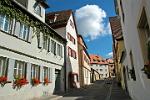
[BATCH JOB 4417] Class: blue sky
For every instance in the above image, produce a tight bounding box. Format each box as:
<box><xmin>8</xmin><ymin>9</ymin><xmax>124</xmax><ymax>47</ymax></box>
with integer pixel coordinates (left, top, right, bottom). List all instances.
<box><xmin>46</xmin><ymin>0</ymin><xmax>116</xmax><ymax>59</ymax></box>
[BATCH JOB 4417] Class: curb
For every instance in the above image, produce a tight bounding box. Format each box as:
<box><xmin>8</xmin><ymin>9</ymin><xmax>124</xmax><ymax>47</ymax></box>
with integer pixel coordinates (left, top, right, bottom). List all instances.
<box><xmin>51</xmin><ymin>95</ymin><xmax>63</xmax><ymax>100</ymax></box>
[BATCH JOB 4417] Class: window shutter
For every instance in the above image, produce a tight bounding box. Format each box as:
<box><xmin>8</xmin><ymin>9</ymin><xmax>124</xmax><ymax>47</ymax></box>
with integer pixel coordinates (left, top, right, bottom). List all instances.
<box><xmin>14</xmin><ymin>21</ymin><xmax>20</xmax><ymax>37</ymax></box>
<box><xmin>38</xmin><ymin>32</ymin><xmax>43</xmax><ymax>48</ymax></box>
<box><xmin>48</xmin><ymin>37</ymin><xmax>51</xmax><ymax>52</ymax></box>
<box><xmin>28</xmin><ymin>27</ymin><xmax>33</xmax><ymax>43</ymax></box>
<box><xmin>7</xmin><ymin>59</ymin><xmax>15</xmax><ymax>81</ymax></box>
<box><xmin>26</xmin><ymin>63</ymin><xmax>31</xmax><ymax>81</ymax></box>
<box><xmin>11</xmin><ymin>19</ymin><xmax>16</xmax><ymax>34</ymax></box>
<box><xmin>40</xmin><ymin>66</ymin><xmax>43</xmax><ymax>82</ymax></box>
<box><xmin>54</xmin><ymin>42</ymin><xmax>56</xmax><ymax>55</ymax></box>
<box><xmin>4</xmin><ymin>58</ymin><xmax>9</xmax><ymax>77</ymax></box>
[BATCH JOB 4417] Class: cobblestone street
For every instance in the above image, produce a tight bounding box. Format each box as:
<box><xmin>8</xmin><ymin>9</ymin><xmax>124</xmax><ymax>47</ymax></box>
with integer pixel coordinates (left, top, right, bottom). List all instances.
<box><xmin>56</xmin><ymin>80</ymin><xmax>132</xmax><ymax>100</ymax></box>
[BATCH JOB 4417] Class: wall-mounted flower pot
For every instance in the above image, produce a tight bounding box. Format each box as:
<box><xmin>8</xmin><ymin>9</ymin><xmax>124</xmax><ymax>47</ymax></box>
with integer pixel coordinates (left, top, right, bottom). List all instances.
<box><xmin>141</xmin><ymin>64</ymin><xmax>150</xmax><ymax>79</ymax></box>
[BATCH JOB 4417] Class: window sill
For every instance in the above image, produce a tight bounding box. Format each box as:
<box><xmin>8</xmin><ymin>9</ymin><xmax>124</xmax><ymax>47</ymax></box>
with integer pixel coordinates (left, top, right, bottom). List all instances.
<box><xmin>0</xmin><ymin>29</ymin><xmax>31</xmax><ymax>44</ymax></box>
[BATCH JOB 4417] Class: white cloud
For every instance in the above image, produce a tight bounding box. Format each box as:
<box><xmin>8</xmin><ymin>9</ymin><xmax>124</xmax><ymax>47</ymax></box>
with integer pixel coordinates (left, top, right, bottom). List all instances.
<box><xmin>107</xmin><ymin>52</ymin><xmax>113</xmax><ymax>57</ymax></box>
<box><xmin>75</xmin><ymin>5</ymin><xmax>111</xmax><ymax>40</ymax></box>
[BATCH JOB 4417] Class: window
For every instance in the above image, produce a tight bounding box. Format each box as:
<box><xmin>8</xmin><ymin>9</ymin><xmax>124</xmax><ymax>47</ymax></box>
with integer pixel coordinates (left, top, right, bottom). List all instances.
<box><xmin>138</xmin><ymin>8</ymin><xmax>150</xmax><ymax>64</ymax></box>
<box><xmin>71</xmin><ymin>36</ymin><xmax>75</xmax><ymax>44</ymax></box>
<box><xmin>100</xmin><ymin>69</ymin><xmax>103</xmax><ymax>71</ymax></box>
<box><xmin>0</xmin><ymin>57</ymin><xmax>8</xmax><ymax>77</ymax></box>
<box><xmin>71</xmin><ymin>50</ymin><xmax>76</xmax><ymax>59</ymax></box>
<box><xmin>70</xmin><ymin>20</ymin><xmax>74</xmax><ymax>28</ymax></box>
<box><xmin>57</xmin><ymin>44</ymin><xmax>63</xmax><ymax>57</ymax></box>
<box><xmin>68</xmin><ymin>47</ymin><xmax>71</xmax><ymax>56</ymax></box>
<box><xmin>31</xmin><ymin>64</ymin><xmax>40</xmax><ymax>80</ymax></box>
<box><xmin>51</xmin><ymin>39</ymin><xmax>56</xmax><ymax>55</ymax></box>
<box><xmin>120</xmin><ymin>0</ymin><xmax>125</xmax><ymax>23</ymax></box>
<box><xmin>43</xmin><ymin>35</ymin><xmax>49</xmax><ymax>50</ymax></box>
<box><xmin>129</xmin><ymin>51</ymin><xmax>136</xmax><ymax>81</ymax></box>
<box><xmin>0</xmin><ymin>14</ymin><xmax>11</xmax><ymax>33</ymax></box>
<box><xmin>19</xmin><ymin>23</ymin><xmax>29</xmax><ymax>40</ymax></box>
<box><xmin>14</xmin><ymin>61</ymin><xmax>27</xmax><ymax>79</ymax></box>
<box><xmin>67</xmin><ymin>32</ymin><xmax>71</xmax><ymax>40</ymax></box>
<box><xmin>67</xmin><ymin>32</ymin><xmax>75</xmax><ymax>44</ymax></box>
<box><xmin>43</xmin><ymin>67</ymin><xmax>52</xmax><ymax>82</ymax></box>
<box><xmin>34</xmin><ymin>4</ymin><xmax>41</xmax><ymax>16</ymax></box>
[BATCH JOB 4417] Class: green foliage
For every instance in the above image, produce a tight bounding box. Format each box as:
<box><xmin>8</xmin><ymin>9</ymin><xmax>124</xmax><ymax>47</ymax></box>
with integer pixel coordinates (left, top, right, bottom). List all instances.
<box><xmin>0</xmin><ymin>0</ymin><xmax>52</xmax><ymax>35</ymax></box>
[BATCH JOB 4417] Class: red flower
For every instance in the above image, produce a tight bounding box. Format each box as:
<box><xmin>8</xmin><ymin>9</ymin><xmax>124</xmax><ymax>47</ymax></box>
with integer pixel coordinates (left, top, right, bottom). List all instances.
<box><xmin>44</xmin><ymin>77</ymin><xmax>49</xmax><ymax>85</ymax></box>
<box><xmin>32</xmin><ymin>78</ymin><xmax>40</xmax><ymax>86</ymax></box>
<box><xmin>13</xmin><ymin>78</ymin><xmax>28</xmax><ymax>89</ymax></box>
<box><xmin>0</xmin><ymin>76</ymin><xmax>7</xmax><ymax>83</ymax></box>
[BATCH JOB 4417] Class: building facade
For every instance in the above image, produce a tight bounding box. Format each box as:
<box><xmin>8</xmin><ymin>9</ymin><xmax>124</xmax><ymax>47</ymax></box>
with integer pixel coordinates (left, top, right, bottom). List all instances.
<box><xmin>0</xmin><ymin>0</ymin><xmax>66</xmax><ymax>100</ymax></box>
<box><xmin>114</xmin><ymin>0</ymin><xmax>150</xmax><ymax>100</ymax></box>
<box><xmin>46</xmin><ymin>10</ymin><xmax>80</xmax><ymax>90</ymax></box>
<box><xmin>77</xmin><ymin>35</ymin><xmax>91</xmax><ymax>87</ymax></box>
<box><xmin>106</xmin><ymin>58</ymin><xmax>115</xmax><ymax>78</ymax></box>
<box><xmin>109</xmin><ymin>16</ymin><xmax>126</xmax><ymax>89</ymax></box>
<box><xmin>90</xmin><ymin>55</ymin><xmax>109</xmax><ymax>79</ymax></box>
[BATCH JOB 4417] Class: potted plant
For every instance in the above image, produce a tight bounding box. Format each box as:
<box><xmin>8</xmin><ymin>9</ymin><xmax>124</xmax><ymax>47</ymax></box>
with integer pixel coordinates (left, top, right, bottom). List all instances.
<box><xmin>13</xmin><ymin>77</ymin><xmax>28</xmax><ymax>89</ymax></box>
<box><xmin>43</xmin><ymin>77</ymin><xmax>51</xmax><ymax>85</ymax></box>
<box><xmin>0</xmin><ymin>76</ymin><xmax>11</xmax><ymax>87</ymax></box>
<box><xmin>31</xmin><ymin>78</ymin><xmax>40</xmax><ymax>86</ymax></box>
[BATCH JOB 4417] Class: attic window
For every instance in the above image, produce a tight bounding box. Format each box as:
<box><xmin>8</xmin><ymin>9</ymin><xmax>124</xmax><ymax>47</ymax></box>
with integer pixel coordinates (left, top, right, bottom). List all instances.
<box><xmin>33</xmin><ymin>3</ymin><xmax>42</xmax><ymax>16</ymax></box>
<box><xmin>70</xmin><ymin>20</ymin><xmax>74</xmax><ymax>28</ymax></box>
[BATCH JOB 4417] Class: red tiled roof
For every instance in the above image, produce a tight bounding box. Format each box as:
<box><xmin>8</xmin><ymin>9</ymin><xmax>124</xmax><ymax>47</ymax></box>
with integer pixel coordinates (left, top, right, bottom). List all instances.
<box><xmin>106</xmin><ymin>58</ymin><xmax>114</xmax><ymax>63</ymax></box>
<box><xmin>89</xmin><ymin>54</ymin><xmax>108</xmax><ymax>65</ymax></box>
<box><xmin>109</xmin><ymin>16</ymin><xmax>123</xmax><ymax>40</ymax></box>
<box><xmin>46</xmin><ymin>10</ymin><xmax>72</xmax><ymax>29</ymax></box>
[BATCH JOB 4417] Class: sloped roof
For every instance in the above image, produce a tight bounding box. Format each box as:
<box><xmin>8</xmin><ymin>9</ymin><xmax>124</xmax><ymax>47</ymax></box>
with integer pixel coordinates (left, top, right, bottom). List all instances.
<box><xmin>109</xmin><ymin>16</ymin><xmax>123</xmax><ymax>40</ymax></box>
<box><xmin>46</xmin><ymin>9</ymin><xmax>72</xmax><ymax>29</ymax></box>
<box><xmin>89</xmin><ymin>54</ymin><xmax>108</xmax><ymax>65</ymax></box>
<box><xmin>106</xmin><ymin>58</ymin><xmax>114</xmax><ymax>64</ymax></box>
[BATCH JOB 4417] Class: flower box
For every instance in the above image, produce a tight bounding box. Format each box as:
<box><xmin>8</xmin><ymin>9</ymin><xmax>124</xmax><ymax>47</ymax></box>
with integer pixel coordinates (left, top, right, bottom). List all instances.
<box><xmin>31</xmin><ymin>78</ymin><xmax>41</xmax><ymax>86</ymax></box>
<box><xmin>43</xmin><ymin>78</ymin><xmax>51</xmax><ymax>85</ymax></box>
<box><xmin>0</xmin><ymin>76</ymin><xmax>11</xmax><ymax>86</ymax></box>
<box><xmin>13</xmin><ymin>78</ymin><xmax>28</xmax><ymax>89</ymax></box>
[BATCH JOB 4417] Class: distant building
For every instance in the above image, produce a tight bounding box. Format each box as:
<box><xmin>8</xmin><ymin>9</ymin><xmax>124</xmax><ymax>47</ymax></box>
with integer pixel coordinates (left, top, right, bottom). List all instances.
<box><xmin>90</xmin><ymin>55</ymin><xmax>109</xmax><ymax>79</ymax></box>
<box><xmin>46</xmin><ymin>10</ymin><xmax>80</xmax><ymax>89</ymax></box>
<box><xmin>0</xmin><ymin>0</ymin><xmax>66</xmax><ymax>100</ymax></box>
<box><xmin>77</xmin><ymin>35</ymin><xmax>91</xmax><ymax>87</ymax></box>
<box><xmin>106</xmin><ymin>58</ymin><xmax>115</xmax><ymax>78</ymax></box>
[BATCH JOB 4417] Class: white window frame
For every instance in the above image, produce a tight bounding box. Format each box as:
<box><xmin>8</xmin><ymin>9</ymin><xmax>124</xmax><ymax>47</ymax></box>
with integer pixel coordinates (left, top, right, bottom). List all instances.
<box><xmin>43</xmin><ymin>35</ymin><xmax>49</xmax><ymax>50</ymax></box>
<box><xmin>14</xmin><ymin>61</ymin><xmax>26</xmax><ymax>79</ymax></box>
<box><xmin>43</xmin><ymin>67</ymin><xmax>52</xmax><ymax>82</ymax></box>
<box><xmin>19</xmin><ymin>23</ymin><xmax>29</xmax><ymax>40</ymax></box>
<box><xmin>0</xmin><ymin>57</ymin><xmax>8</xmax><ymax>77</ymax></box>
<box><xmin>0</xmin><ymin>14</ymin><xmax>11</xmax><ymax>33</ymax></box>
<box><xmin>51</xmin><ymin>39</ymin><xmax>56</xmax><ymax>55</ymax></box>
<box><xmin>31</xmin><ymin>64</ymin><xmax>40</xmax><ymax>80</ymax></box>
<box><xmin>57</xmin><ymin>44</ymin><xmax>63</xmax><ymax>57</ymax></box>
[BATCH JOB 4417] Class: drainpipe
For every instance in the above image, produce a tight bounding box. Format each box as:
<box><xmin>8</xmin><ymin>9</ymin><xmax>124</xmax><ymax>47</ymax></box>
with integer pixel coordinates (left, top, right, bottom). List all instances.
<box><xmin>64</xmin><ymin>42</ymin><xmax>67</xmax><ymax>92</ymax></box>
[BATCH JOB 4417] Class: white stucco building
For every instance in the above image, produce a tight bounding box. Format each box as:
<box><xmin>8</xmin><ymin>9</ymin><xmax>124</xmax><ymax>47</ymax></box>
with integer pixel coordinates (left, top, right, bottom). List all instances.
<box><xmin>46</xmin><ymin>10</ymin><xmax>80</xmax><ymax>90</ymax></box>
<box><xmin>0</xmin><ymin>0</ymin><xmax>66</xmax><ymax>100</ymax></box>
<box><xmin>115</xmin><ymin>0</ymin><xmax>150</xmax><ymax>100</ymax></box>
<box><xmin>90</xmin><ymin>55</ymin><xmax>109</xmax><ymax>79</ymax></box>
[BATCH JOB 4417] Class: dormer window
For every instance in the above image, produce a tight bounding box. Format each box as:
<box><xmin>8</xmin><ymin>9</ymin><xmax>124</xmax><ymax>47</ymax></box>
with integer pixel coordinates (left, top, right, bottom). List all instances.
<box><xmin>34</xmin><ymin>4</ymin><xmax>42</xmax><ymax>16</ymax></box>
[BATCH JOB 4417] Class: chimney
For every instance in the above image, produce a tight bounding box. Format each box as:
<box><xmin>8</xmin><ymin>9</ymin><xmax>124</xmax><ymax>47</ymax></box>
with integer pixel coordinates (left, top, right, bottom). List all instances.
<box><xmin>54</xmin><ymin>14</ymin><xmax>59</xmax><ymax>22</ymax></box>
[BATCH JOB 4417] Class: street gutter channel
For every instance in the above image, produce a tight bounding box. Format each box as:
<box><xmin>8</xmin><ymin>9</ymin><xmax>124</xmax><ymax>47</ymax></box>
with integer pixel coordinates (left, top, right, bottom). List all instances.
<box><xmin>105</xmin><ymin>82</ymin><xmax>113</xmax><ymax>100</ymax></box>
